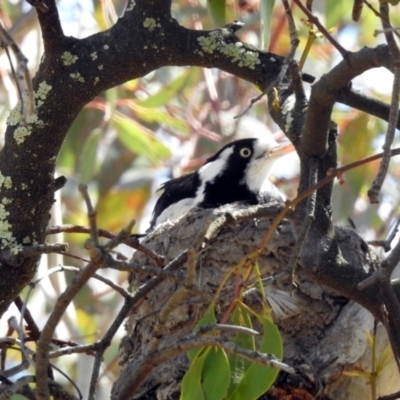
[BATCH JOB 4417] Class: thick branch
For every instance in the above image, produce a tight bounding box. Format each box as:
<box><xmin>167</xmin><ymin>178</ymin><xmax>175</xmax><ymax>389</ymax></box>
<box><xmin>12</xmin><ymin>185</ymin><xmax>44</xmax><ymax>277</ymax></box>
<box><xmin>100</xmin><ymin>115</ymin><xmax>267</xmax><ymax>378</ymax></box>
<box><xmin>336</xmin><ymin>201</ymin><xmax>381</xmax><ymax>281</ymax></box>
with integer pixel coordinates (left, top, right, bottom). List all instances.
<box><xmin>28</xmin><ymin>0</ymin><xmax>64</xmax><ymax>53</ymax></box>
<box><xmin>0</xmin><ymin>4</ymin><xmax>285</xmax><ymax>318</ymax></box>
<box><xmin>301</xmin><ymin>45</ymin><xmax>393</xmax><ymax>158</ymax></box>
<box><xmin>337</xmin><ymin>86</ymin><xmax>400</xmax><ymax>130</ymax></box>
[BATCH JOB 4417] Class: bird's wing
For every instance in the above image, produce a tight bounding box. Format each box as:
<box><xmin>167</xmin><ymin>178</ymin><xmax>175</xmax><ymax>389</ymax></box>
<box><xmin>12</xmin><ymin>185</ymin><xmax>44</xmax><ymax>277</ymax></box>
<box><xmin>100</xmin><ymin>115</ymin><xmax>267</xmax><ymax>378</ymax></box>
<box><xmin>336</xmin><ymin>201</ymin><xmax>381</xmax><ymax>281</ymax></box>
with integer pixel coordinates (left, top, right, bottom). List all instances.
<box><xmin>149</xmin><ymin>172</ymin><xmax>199</xmax><ymax>228</ymax></box>
<box><xmin>258</xmin><ymin>182</ymin><xmax>286</xmax><ymax>204</ymax></box>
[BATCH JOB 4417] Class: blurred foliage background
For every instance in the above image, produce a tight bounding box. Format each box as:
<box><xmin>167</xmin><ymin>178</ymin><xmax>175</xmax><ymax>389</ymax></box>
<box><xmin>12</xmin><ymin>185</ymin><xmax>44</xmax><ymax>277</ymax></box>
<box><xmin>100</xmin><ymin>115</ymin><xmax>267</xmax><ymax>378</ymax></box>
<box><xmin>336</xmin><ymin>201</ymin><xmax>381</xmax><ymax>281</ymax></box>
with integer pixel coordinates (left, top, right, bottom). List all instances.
<box><xmin>1</xmin><ymin>0</ymin><xmax>400</xmax><ymax>398</ymax></box>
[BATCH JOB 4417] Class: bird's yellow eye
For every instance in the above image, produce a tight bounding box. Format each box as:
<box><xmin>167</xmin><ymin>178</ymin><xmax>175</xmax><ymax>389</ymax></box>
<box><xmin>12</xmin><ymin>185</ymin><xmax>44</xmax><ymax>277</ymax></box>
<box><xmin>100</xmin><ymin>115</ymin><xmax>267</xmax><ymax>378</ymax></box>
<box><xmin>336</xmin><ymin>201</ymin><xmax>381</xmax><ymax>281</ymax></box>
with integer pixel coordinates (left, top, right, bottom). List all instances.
<box><xmin>240</xmin><ymin>147</ymin><xmax>252</xmax><ymax>158</ymax></box>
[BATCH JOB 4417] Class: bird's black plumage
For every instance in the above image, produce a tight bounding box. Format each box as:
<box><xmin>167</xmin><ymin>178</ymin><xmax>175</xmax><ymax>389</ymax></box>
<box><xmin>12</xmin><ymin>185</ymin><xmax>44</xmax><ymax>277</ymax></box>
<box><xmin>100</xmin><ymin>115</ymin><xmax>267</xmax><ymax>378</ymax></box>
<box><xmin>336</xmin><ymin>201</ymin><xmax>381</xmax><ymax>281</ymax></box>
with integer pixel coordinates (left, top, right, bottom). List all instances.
<box><xmin>150</xmin><ymin>172</ymin><xmax>201</xmax><ymax>229</ymax></box>
<box><xmin>149</xmin><ymin>138</ymin><xmax>284</xmax><ymax>229</ymax></box>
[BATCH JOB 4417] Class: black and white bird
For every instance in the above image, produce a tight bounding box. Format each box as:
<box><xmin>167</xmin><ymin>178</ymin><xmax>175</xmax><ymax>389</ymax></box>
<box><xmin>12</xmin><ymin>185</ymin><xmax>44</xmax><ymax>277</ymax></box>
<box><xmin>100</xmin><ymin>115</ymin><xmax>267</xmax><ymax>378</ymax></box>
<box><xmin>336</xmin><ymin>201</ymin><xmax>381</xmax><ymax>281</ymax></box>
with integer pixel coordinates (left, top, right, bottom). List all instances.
<box><xmin>149</xmin><ymin>137</ymin><xmax>290</xmax><ymax>229</ymax></box>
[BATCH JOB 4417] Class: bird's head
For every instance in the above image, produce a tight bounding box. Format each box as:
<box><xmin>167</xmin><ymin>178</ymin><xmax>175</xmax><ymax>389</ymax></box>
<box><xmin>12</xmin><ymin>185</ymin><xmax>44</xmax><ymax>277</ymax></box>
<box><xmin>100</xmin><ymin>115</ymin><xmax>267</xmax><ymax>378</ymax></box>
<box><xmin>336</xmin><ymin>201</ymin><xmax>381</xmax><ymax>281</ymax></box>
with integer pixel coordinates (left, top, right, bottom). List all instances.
<box><xmin>199</xmin><ymin>137</ymin><xmax>291</xmax><ymax>194</ymax></box>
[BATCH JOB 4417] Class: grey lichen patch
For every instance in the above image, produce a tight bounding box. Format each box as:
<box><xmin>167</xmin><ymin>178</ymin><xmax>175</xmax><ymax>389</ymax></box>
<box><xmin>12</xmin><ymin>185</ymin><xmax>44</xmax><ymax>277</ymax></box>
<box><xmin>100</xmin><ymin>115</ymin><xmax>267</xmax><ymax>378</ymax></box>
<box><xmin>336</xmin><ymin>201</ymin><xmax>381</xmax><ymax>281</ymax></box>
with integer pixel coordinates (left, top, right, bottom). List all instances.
<box><xmin>7</xmin><ymin>102</ymin><xmax>39</xmax><ymax>127</ymax></box>
<box><xmin>126</xmin><ymin>0</ymin><xmax>136</xmax><ymax>11</ymax></box>
<box><xmin>104</xmin><ymin>44</ymin><xmax>109</xmax><ymax>50</ymax></box>
<box><xmin>0</xmin><ymin>202</ymin><xmax>22</xmax><ymax>255</ymax></box>
<box><xmin>0</xmin><ymin>172</ymin><xmax>13</xmax><ymax>190</ymax></box>
<box><xmin>6</xmin><ymin>103</ymin><xmax>22</xmax><ymax>126</ymax></box>
<box><xmin>143</xmin><ymin>17</ymin><xmax>161</xmax><ymax>31</ymax></box>
<box><xmin>23</xmin><ymin>236</ymin><xmax>31</xmax><ymax>244</ymax></box>
<box><xmin>2</xmin><ymin>198</ymin><xmax>11</xmax><ymax>205</ymax></box>
<box><xmin>14</xmin><ymin>126</ymin><xmax>32</xmax><ymax>145</ymax></box>
<box><xmin>34</xmin><ymin>81</ymin><xmax>52</xmax><ymax>108</ymax></box>
<box><xmin>91</xmin><ymin>52</ymin><xmax>98</xmax><ymax>60</ymax></box>
<box><xmin>70</xmin><ymin>73</ymin><xmax>85</xmax><ymax>83</ymax></box>
<box><xmin>281</xmin><ymin>95</ymin><xmax>296</xmax><ymax>133</ymax></box>
<box><xmin>27</xmin><ymin>114</ymin><xmax>38</xmax><ymax>124</ymax></box>
<box><xmin>94</xmin><ymin>77</ymin><xmax>100</xmax><ymax>85</ymax></box>
<box><xmin>61</xmin><ymin>51</ymin><xmax>78</xmax><ymax>66</ymax></box>
<box><xmin>7</xmin><ymin>103</ymin><xmax>41</xmax><ymax>146</ymax></box>
<box><xmin>197</xmin><ymin>33</ymin><xmax>261</xmax><ymax>69</ymax></box>
<box><xmin>0</xmin><ymin>205</ymin><xmax>9</xmax><ymax>220</ymax></box>
<box><xmin>197</xmin><ymin>33</ymin><xmax>219</xmax><ymax>54</ymax></box>
<box><xmin>98</xmin><ymin>65</ymin><xmax>104</xmax><ymax>70</ymax></box>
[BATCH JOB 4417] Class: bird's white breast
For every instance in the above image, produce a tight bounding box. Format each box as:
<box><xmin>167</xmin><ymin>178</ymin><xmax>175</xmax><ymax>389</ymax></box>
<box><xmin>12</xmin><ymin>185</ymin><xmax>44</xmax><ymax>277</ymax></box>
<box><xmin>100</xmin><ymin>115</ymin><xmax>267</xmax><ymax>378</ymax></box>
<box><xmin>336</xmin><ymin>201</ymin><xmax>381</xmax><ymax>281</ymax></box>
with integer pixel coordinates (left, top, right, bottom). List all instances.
<box><xmin>154</xmin><ymin>197</ymin><xmax>196</xmax><ymax>226</ymax></box>
<box><xmin>242</xmin><ymin>140</ymin><xmax>279</xmax><ymax>194</ymax></box>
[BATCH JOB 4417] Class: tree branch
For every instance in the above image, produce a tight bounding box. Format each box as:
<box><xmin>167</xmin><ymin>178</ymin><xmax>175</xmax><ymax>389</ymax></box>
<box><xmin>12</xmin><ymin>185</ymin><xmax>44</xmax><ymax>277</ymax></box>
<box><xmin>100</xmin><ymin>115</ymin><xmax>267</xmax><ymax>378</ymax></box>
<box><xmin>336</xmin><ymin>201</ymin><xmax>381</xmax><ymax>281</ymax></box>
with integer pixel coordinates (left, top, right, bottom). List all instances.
<box><xmin>0</xmin><ymin>2</ymin><xmax>286</xmax><ymax>318</ymax></box>
<box><xmin>27</xmin><ymin>0</ymin><xmax>64</xmax><ymax>53</ymax></box>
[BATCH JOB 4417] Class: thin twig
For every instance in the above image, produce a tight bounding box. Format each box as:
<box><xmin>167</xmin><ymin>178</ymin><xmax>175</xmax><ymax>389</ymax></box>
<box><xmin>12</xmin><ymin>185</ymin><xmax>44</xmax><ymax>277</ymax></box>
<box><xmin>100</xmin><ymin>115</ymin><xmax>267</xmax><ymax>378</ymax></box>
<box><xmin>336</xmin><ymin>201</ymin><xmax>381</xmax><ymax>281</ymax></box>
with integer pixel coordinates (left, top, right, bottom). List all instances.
<box><xmin>197</xmin><ymin>323</ymin><xmax>259</xmax><ymax>336</ymax></box>
<box><xmin>368</xmin><ymin>216</ymin><xmax>400</xmax><ymax>252</ymax></box>
<box><xmin>202</xmin><ymin>203</ymin><xmax>283</xmax><ymax>243</ymax></box>
<box><xmin>156</xmin><ymin>335</ymin><xmax>295</xmax><ymax>373</ymax></box>
<box><xmin>103</xmin><ymin>220</ymin><xmax>136</xmax><ymax>252</ymax></box>
<box><xmin>0</xmin><ymin>21</ymin><xmax>35</xmax><ymax>124</ymax></box>
<box><xmin>59</xmin><ymin>265</ymin><xmax>130</xmax><ymax>298</ymax></box>
<box><xmin>368</xmin><ymin>4</ymin><xmax>400</xmax><ymax>203</ymax></box>
<box><xmin>359</xmin><ymin>228</ymin><xmax>400</xmax><ymax>290</ymax></box>
<box><xmin>282</xmin><ymin>0</ymin><xmax>300</xmax><ymax>60</ymax></box>
<box><xmin>0</xmin><ymin>338</ymin><xmax>30</xmax><ymax>380</ymax></box>
<box><xmin>79</xmin><ymin>184</ymin><xmax>99</xmax><ymax>245</ymax></box>
<box><xmin>293</xmin><ymin>0</ymin><xmax>348</xmax><ymax>57</ymax></box>
<box><xmin>36</xmin><ymin>189</ymin><xmax>105</xmax><ymax>399</ymax></box>
<box><xmin>363</xmin><ymin>0</ymin><xmax>400</xmax><ymax>39</ymax></box>
<box><xmin>49</xmin><ymin>343</ymin><xmax>99</xmax><ymax>359</ymax></box>
<box><xmin>115</xmin><ymin>335</ymin><xmax>295</xmax><ymax>397</ymax></box>
<box><xmin>87</xmin><ymin>250</ymin><xmax>190</xmax><ymax>400</ymax></box>
<box><xmin>257</xmin><ymin>147</ymin><xmax>400</xmax><ymax>257</ymax></box>
<box><xmin>234</xmin><ymin>92</ymin><xmax>265</xmax><ymax>119</ymax></box>
<box><xmin>20</xmin><ymin>243</ymin><xmax>69</xmax><ymax>257</ymax></box>
<box><xmin>107</xmin><ymin>258</ymin><xmax>185</xmax><ymax>280</ymax></box>
<box><xmin>379</xmin><ymin>280</ymin><xmax>400</xmax><ymax>371</ymax></box>
<box><xmin>47</xmin><ymin>224</ymin><xmax>165</xmax><ymax>266</ymax></box>
<box><xmin>287</xmin><ymin>157</ymin><xmax>317</xmax><ymax>280</ymax></box>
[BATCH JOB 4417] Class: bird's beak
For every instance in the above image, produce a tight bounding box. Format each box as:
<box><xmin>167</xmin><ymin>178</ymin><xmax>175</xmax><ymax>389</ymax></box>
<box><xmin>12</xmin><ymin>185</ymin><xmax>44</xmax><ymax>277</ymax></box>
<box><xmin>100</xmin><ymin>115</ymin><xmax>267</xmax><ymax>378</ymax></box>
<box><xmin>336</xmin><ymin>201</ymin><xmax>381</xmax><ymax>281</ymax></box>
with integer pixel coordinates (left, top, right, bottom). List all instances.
<box><xmin>269</xmin><ymin>142</ymin><xmax>295</xmax><ymax>158</ymax></box>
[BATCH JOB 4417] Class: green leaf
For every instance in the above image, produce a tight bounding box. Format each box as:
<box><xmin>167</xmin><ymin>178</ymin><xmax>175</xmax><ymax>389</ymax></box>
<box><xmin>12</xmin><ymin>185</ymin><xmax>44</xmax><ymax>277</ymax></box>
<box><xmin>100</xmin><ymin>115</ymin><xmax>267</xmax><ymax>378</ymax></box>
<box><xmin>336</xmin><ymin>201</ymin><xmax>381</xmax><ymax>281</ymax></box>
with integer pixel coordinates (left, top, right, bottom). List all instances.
<box><xmin>113</xmin><ymin>112</ymin><xmax>171</xmax><ymax>163</ymax></box>
<box><xmin>188</xmin><ymin>304</ymin><xmax>217</xmax><ymax>361</ymax></box>
<box><xmin>260</xmin><ymin>0</ymin><xmax>276</xmax><ymax>49</ymax></box>
<box><xmin>136</xmin><ymin>70</ymin><xmax>192</xmax><ymax>108</ymax></box>
<box><xmin>332</xmin><ymin>112</ymin><xmax>376</xmax><ymax>220</ymax></box>
<box><xmin>207</xmin><ymin>0</ymin><xmax>226</xmax><ymax>27</ymax></box>
<box><xmin>129</xmin><ymin>102</ymin><xmax>190</xmax><ymax>137</ymax></box>
<box><xmin>182</xmin><ymin>304</ymin><xmax>228</xmax><ymax>400</ymax></box>
<box><xmin>79</xmin><ymin>128</ymin><xmax>101</xmax><ymax>184</ymax></box>
<box><xmin>325</xmin><ymin>0</ymin><xmax>353</xmax><ymax>29</ymax></box>
<box><xmin>97</xmin><ymin>138</ymin><xmax>138</xmax><ymax>196</ymax></box>
<box><xmin>96</xmin><ymin>185</ymin><xmax>151</xmax><ymax>232</ymax></box>
<box><xmin>202</xmin><ymin>347</ymin><xmax>230</xmax><ymax>400</ymax></box>
<box><xmin>227</xmin><ymin>305</ymin><xmax>254</xmax><ymax>396</ymax></box>
<box><xmin>228</xmin><ymin>314</ymin><xmax>282</xmax><ymax>400</ymax></box>
<box><xmin>92</xmin><ymin>0</ymin><xmax>108</xmax><ymax>31</ymax></box>
<box><xmin>59</xmin><ymin>108</ymin><xmax>104</xmax><ymax>172</ymax></box>
<box><xmin>180</xmin><ymin>348</ymin><xmax>209</xmax><ymax>400</ymax></box>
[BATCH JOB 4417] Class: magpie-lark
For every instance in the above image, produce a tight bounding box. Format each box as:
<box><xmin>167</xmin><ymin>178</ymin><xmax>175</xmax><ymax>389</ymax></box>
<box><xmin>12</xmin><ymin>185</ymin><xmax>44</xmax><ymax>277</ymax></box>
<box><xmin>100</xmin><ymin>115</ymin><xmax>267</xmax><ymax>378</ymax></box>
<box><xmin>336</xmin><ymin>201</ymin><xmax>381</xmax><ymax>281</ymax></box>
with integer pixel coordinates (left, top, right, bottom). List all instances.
<box><xmin>150</xmin><ymin>137</ymin><xmax>289</xmax><ymax>229</ymax></box>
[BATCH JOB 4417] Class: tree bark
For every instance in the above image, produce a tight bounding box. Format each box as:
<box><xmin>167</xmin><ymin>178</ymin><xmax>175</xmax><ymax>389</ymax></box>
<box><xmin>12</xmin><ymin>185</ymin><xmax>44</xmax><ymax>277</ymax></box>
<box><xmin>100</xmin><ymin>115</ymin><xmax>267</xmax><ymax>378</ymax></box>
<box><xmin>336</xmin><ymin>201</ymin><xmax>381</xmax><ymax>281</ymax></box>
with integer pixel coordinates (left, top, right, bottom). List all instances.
<box><xmin>112</xmin><ymin>204</ymin><xmax>399</xmax><ymax>399</ymax></box>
